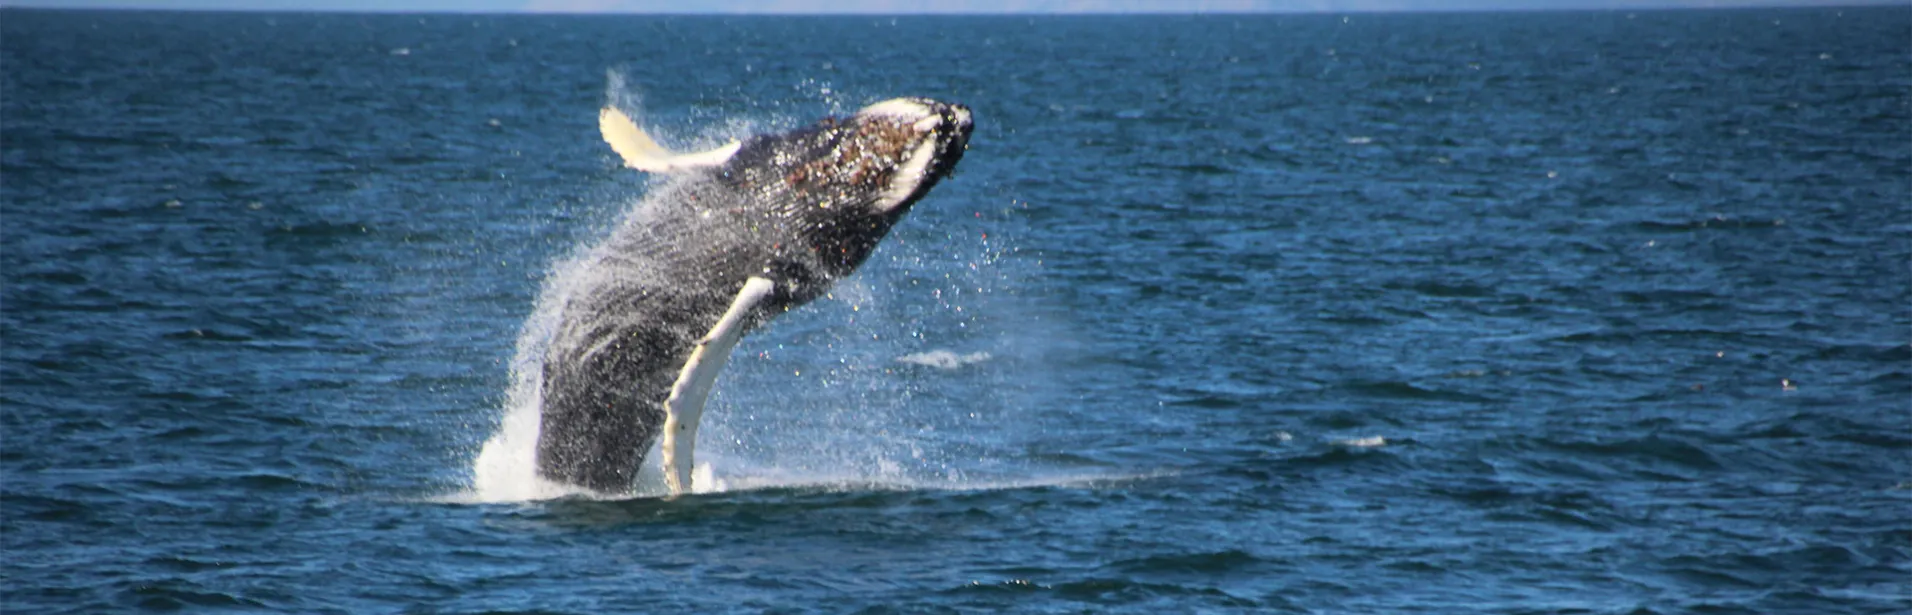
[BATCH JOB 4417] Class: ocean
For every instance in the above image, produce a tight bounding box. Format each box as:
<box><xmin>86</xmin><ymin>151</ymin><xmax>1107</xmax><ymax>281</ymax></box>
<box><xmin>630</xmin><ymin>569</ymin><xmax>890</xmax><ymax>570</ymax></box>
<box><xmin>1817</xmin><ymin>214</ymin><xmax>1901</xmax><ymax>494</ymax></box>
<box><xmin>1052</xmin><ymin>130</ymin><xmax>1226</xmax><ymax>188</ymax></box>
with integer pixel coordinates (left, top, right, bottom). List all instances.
<box><xmin>2</xmin><ymin>6</ymin><xmax>1908</xmax><ymax>613</ymax></box>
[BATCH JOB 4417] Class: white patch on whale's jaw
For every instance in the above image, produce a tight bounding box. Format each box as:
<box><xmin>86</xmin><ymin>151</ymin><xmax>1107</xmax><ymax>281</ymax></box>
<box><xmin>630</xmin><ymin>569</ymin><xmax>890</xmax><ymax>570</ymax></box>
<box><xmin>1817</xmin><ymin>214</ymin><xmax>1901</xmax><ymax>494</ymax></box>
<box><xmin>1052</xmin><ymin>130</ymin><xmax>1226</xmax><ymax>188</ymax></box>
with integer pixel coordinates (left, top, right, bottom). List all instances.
<box><xmin>856</xmin><ymin>98</ymin><xmax>966</xmax><ymax>213</ymax></box>
<box><xmin>856</xmin><ymin>97</ymin><xmax>937</xmax><ymax>122</ymax></box>
<box><xmin>877</xmin><ymin>136</ymin><xmax>942</xmax><ymax>213</ymax></box>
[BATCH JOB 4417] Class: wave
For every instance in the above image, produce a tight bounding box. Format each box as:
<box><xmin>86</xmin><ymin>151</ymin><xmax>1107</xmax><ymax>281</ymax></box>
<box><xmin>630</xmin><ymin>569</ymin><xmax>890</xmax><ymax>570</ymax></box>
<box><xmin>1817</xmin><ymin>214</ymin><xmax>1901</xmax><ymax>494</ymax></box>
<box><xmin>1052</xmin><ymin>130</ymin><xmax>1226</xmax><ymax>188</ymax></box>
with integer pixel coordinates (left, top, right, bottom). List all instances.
<box><xmin>437</xmin><ymin>464</ymin><xmax>1168</xmax><ymax>506</ymax></box>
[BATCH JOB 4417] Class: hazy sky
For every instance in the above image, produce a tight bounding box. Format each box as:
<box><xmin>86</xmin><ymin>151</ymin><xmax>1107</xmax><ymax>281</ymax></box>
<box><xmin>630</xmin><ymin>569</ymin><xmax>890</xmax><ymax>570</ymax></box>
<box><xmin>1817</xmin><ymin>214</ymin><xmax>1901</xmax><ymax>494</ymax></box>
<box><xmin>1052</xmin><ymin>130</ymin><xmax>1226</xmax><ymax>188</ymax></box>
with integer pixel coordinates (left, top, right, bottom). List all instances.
<box><xmin>0</xmin><ymin>0</ymin><xmax>1893</xmax><ymax>12</ymax></box>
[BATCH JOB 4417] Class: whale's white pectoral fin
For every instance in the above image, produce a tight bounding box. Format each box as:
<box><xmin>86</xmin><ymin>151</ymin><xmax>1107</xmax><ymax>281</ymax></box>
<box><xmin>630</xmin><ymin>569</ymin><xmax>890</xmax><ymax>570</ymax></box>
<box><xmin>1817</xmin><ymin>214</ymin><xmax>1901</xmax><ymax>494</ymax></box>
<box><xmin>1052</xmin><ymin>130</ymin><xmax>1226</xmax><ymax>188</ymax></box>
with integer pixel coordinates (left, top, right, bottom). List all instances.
<box><xmin>659</xmin><ymin>276</ymin><xmax>775</xmax><ymax>496</ymax></box>
<box><xmin>599</xmin><ymin>106</ymin><xmax>741</xmax><ymax>174</ymax></box>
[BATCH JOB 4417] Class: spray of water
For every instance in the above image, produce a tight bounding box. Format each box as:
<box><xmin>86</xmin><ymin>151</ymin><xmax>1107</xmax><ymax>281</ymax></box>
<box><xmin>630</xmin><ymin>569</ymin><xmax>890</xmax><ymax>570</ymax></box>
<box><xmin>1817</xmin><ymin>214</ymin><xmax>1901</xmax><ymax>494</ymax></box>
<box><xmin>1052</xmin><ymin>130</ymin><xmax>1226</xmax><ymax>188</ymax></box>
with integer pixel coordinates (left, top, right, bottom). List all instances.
<box><xmin>449</xmin><ymin>77</ymin><xmax>1129</xmax><ymax>504</ymax></box>
<box><xmin>457</xmin><ymin>205</ymin><xmax>1000</xmax><ymax>503</ymax></box>
<box><xmin>462</xmin><ymin>73</ymin><xmax>735</xmax><ymax>503</ymax></box>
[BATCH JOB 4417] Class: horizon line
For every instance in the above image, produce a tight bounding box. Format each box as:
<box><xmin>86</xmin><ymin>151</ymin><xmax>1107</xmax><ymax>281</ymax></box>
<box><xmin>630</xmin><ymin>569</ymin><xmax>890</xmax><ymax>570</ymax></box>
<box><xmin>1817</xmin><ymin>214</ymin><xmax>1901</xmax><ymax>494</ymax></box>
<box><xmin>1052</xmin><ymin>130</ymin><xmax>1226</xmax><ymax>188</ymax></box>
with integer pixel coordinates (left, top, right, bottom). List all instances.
<box><xmin>0</xmin><ymin>1</ymin><xmax>1901</xmax><ymax>16</ymax></box>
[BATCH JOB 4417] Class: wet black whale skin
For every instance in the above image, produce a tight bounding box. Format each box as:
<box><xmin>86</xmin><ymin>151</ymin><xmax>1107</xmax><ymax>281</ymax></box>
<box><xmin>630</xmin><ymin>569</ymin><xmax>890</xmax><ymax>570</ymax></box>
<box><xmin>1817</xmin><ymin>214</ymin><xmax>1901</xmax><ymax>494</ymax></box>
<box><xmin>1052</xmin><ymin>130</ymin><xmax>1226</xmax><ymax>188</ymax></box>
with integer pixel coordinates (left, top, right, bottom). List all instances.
<box><xmin>535</xmin><ymin>102</ymin><xmax>973</xmax><ymax>493</ymax></box>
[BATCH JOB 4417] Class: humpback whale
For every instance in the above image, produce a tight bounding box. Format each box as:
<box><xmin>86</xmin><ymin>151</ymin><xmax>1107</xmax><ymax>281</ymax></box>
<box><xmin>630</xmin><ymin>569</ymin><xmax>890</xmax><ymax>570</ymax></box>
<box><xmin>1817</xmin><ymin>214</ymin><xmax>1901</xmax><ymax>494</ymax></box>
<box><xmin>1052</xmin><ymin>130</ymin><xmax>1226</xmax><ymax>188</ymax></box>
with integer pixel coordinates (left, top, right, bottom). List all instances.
<box><xmin>535</xmin><ymin>97</ymin><xmax>974</xmax><ymax>495</ymax></box>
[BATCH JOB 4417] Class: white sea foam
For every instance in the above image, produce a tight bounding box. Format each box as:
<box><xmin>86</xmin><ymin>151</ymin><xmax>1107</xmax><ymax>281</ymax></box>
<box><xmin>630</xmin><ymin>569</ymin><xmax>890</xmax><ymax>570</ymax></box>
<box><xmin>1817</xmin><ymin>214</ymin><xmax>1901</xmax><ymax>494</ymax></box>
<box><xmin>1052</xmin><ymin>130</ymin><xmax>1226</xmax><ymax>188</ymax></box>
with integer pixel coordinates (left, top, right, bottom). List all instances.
<box><xmin>465</xmin><ymin>237</ymin><xmax>597</xmax><ymax>503</ymax></box>
<box><xmin>896</xmin><ymin>349</ymin><xmax>992</xmax><ymax>369</ymax></box>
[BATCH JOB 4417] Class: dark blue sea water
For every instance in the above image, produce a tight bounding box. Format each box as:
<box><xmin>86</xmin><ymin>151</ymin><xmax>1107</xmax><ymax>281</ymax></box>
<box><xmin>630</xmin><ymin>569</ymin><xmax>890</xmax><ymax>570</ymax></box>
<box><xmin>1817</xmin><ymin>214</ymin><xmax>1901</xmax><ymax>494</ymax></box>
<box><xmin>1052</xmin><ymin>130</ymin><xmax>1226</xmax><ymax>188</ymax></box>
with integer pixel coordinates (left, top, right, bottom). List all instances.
<box><xmin>4</xmin><ymin>7</ymin><xmax>1910</xmax><ymax>613</ymax></box>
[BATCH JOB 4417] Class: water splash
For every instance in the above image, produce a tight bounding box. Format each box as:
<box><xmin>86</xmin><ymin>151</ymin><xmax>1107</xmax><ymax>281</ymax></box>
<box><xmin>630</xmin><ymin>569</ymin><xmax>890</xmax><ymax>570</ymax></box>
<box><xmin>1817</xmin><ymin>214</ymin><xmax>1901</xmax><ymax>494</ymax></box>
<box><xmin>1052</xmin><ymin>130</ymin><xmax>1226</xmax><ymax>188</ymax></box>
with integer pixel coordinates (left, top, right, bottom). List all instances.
<box><xmin>897</xmin><ymin>350</ymin><xmax>993</xmax><ymax>369</ymax></box>
<box><xmin>462</xmin><ymin>182</ymin><xmax>744</xmax><ymax>503</ymax></box>
<box><xmin>466</xmin><ymin>241</ymin><xmax>593</xmax><ymax>503</ymax></box>
<box><xmin>456</xmin><ymin>78</ymin><xmax>1056</xmax><ymax>504</ymax></box>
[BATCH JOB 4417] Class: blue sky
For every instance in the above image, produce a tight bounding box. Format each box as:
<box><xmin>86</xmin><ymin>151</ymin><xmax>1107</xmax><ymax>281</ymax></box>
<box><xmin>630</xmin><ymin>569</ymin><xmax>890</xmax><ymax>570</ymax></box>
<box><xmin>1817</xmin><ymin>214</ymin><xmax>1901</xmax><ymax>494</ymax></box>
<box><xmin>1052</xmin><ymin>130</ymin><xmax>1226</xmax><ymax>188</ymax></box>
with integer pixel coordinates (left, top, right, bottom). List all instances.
<box><xmin>0</xmin><ymin>0</ymin><xmax>1894</xmax><ymax>12</ymax></box>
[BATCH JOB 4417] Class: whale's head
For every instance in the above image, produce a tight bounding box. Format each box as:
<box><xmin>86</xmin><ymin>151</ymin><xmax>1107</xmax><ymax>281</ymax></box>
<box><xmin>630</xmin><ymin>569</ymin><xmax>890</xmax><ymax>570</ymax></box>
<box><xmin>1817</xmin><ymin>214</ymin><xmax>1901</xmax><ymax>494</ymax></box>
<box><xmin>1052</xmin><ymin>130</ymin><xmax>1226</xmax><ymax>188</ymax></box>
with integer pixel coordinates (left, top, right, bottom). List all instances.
<box><xmin>753</xmin><ymin>97</ymin><xmax>973</xmax><ymax>218</ymax></box>
<box><xmin>715</xmin><ymin>97</ymin><xmax>973</xmax><ymax>277</ymax></box>
<box><xmin>828</xmin><ymin>97</ymin><xmax>974</xmax><ymax>215</ymax></box>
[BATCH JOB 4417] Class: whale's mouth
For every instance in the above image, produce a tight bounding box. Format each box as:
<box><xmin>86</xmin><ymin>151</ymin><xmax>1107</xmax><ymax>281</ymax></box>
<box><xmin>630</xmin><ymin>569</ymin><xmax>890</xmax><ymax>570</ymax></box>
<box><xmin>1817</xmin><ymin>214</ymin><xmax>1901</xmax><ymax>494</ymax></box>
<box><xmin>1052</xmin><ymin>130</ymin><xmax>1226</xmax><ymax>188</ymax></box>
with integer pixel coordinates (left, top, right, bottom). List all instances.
<box><xmin>852</xmin><ymin>98</ymin><xmax>973</xmax><ymax>213</ymax></box>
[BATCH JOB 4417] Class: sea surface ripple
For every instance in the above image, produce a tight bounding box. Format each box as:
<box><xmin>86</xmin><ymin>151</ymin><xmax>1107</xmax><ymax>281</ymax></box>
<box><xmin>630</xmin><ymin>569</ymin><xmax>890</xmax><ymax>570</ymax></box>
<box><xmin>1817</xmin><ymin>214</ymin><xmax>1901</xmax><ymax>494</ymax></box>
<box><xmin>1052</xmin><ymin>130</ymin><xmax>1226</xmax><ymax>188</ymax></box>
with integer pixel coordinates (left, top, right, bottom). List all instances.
<box><xmin>3</xmin><ymin>7</ymin><xmax>1908</xmax><ymax>614</ymax></box>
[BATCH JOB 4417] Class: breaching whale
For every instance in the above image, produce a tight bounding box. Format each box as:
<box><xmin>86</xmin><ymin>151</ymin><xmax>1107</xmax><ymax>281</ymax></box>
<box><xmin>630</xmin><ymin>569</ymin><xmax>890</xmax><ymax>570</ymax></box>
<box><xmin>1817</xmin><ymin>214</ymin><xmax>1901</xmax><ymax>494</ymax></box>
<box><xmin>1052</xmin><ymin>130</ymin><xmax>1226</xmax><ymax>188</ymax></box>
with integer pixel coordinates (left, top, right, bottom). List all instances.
<box><xmin>534</xmin><ymin>97</ymin><xmax>974</xmax><ymax>496</ymax></box>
